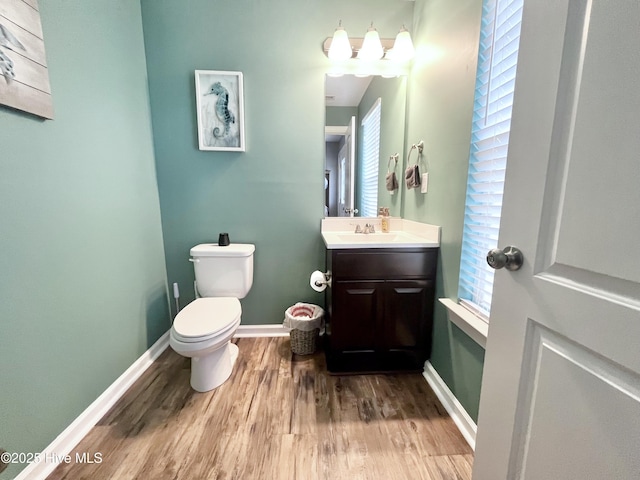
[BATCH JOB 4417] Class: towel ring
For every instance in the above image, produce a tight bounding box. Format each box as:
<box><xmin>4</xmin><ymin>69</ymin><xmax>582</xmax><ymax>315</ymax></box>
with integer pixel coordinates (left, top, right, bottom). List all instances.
<box><xmin>407</xmin><ymin>141</ymin><xmax>424</xmax><ymax>165</ymax></box>
<box><xmin>387</xmin><ymin>153</ymin><xmax>399</xmax><ymax>171</ymax></box>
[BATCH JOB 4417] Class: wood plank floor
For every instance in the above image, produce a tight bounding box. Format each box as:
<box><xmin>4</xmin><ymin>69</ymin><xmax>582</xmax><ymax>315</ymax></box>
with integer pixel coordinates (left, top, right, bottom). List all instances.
<box><xmin>48</xmin><ymin>337</ymin><xmax>473</xmax><ymax>480</ymax></box>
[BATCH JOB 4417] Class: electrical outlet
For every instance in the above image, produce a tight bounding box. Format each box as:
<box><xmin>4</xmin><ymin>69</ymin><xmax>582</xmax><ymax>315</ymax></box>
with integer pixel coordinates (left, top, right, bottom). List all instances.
<box><xmin>421</xmin><ymin>173</ymin><xmax>429</xmax><ymax>193</ymax></box>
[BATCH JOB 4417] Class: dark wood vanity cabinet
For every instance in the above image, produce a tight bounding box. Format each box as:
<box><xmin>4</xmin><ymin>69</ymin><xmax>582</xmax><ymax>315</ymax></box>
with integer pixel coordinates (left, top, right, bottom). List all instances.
<box><xmin>324</xmin><ymin>248</ymin><xmax>438</xmax><ymax>373</ymax></box>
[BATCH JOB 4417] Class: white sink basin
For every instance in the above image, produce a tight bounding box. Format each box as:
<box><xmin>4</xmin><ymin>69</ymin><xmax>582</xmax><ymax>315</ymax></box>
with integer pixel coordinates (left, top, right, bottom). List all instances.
<box><xmin>322</xmin><ymin>230</ymin><xmax>439</xmax><ymax>249</ymax></box>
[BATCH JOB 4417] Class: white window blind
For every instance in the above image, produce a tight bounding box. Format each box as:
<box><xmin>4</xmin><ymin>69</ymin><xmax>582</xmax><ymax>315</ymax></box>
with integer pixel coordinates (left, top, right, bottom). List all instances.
<box><xmin>458</xmin><ymin>0</ymin><xmax>523</xmax><ymax>317</ymax></box>
<box><xmin>360</xmin><ymin>98</ymin><xmax>381</xmax><ymax>218</ymax></box>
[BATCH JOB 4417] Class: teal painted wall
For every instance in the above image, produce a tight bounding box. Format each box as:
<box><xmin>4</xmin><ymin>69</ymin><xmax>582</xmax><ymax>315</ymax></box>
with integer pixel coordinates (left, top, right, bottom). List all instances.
<box><xmin>140</xmin><ymin>0</ymin><xmax>415</xmax><ymax>323</ymax></box>
<box><xmin>404</xmin><ymin>0</ymin><xmax>485</xmax><ymax>421</ymax></box>
<box><xmin>0</xmin><ymin>1</ymin><xmax>168</xmax><ymax>477</ymax></box>
<box><xmin>326</xmin><ymin>106</ymin><xmax>357</xmax><ymax>127</ymax></box>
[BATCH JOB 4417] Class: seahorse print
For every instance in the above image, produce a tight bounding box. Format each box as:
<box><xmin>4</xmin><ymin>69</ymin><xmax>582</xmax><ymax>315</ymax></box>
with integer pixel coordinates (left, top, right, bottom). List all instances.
<box><xmin>0</xmin><ymin>23</ymin><xmax>26</xmax><ymax>84</ymax></box>
<box><xmin>204</xmin><ymin>82</ymin><xmax>235</xmax><ymax>138</ymax></box>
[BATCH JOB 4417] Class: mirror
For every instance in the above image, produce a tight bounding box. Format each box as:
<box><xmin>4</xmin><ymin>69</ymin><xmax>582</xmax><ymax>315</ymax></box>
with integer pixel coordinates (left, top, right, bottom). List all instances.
<box><xmin>324</xmin><ymin>74</ymin><xmax>407</xmax><ymax>217</ymax></box>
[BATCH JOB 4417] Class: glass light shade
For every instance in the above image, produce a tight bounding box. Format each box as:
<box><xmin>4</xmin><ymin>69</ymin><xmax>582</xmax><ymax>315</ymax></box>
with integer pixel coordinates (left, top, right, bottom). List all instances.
<box><xmin>389</xmin><ymin>28</ymin><xmax>415</xmax><ymax>62</ymax></box>
<box><xmin>328</xmin><ymin>27</ymin><xmax>352</xmax><ymax>60</ymax></box>
<box><xmin>358</xmin><ymin>26</ymin><xmax>384</xmax><ymax>60</ymax></box>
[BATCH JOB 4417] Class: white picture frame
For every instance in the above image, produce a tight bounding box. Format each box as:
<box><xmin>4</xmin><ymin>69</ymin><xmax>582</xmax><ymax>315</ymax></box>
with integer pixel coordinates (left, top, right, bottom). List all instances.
<box><xmin>195</xmin><ymin>70</ymin><xmax>245</xmax><ymax>152</ymax></box>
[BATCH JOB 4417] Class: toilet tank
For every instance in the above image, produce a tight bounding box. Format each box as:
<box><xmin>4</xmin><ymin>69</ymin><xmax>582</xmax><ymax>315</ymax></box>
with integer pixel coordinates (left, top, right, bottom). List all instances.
<box><xmin>190</xmin><ymin>243</ymin><xmax>255</xmax><ymax>298</ymax></box>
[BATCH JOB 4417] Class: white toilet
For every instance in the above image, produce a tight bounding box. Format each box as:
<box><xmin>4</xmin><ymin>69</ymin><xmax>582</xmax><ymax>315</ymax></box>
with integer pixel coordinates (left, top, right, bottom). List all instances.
<box><xmin>170</xmin><ymin>243</ymin><xmax>255</xmax><ymax>392</ymax></box>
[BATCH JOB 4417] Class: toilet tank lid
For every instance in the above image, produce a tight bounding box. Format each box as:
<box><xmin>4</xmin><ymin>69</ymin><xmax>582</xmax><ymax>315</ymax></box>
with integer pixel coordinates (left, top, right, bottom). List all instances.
<box><xmin>190</xmin><ymin>243</ymin><xmax>255</xmax><ymax>257</ymax></box>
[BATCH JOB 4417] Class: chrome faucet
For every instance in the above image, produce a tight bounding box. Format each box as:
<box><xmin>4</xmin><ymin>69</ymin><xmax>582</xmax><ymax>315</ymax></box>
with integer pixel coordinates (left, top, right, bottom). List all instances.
<box><xmin>354</xmin><ymin>223</ymin><xmax>376</xmax><ymax>234</ymax></box>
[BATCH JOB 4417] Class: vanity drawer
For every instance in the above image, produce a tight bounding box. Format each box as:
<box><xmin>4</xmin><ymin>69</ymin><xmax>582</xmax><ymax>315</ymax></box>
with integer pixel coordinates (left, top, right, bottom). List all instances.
<box><xmin>329</xmin><ymin>248</ymin><xmax>438</xmax><ymax>280</ymax></box>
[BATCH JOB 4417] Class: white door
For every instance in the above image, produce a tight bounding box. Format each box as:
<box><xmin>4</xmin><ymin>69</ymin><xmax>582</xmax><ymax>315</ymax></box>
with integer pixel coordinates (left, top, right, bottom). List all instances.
<box><xmin>473</xmin><ymin>1</ymin><xmax>640</xmax><ymax>479</ymax></box>
<box><xmin>337</xmin><ymin>116</ymin><xmax>356</xmax><ymax>217</ymax></box>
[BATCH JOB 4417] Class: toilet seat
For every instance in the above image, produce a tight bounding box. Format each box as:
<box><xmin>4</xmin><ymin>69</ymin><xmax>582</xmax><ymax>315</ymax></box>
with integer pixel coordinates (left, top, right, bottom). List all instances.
<box><xmin>172</xmin><ymin>297</ymin><xmax>241</xmax><ymax>343</ymax></box>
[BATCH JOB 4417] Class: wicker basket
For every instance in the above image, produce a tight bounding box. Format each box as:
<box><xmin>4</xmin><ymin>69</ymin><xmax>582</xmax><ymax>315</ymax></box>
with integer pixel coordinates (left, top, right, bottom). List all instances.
<box><xmin>290</xmin><ymin>327</ymin><xmax>320</xmax><ymax>355</ymax></box>
<box><xmin>284</xmin><ymin>303</ymin><xmax>323</xmax><ymax>355</ymax></box>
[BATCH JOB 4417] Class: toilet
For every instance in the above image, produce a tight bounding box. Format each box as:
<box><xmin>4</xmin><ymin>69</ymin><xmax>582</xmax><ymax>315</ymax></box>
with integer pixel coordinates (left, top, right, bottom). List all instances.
<box><xmin>170</xmin><ymin>243</ymin><xmax>255</xmax><ymax>392</ymax></box>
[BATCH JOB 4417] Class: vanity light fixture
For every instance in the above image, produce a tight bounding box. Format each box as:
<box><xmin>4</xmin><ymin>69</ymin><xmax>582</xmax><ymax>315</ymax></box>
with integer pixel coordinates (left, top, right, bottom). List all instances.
<box><xmin>323</xmin><ymin>22</ymin><xmax>414</xmax><ymax>62</ymax></box>
<box><xmin>327</xmin><ymin>21</ymin><xmax>352</xmax><ymax>61</ymax></box>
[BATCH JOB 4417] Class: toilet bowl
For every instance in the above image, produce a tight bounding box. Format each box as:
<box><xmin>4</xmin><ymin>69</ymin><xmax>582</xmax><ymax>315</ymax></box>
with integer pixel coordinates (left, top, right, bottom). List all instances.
<box><xmin>170</xmin><ymin>297</ymin><xmax>242</xmax><ymax>392</ymax></box>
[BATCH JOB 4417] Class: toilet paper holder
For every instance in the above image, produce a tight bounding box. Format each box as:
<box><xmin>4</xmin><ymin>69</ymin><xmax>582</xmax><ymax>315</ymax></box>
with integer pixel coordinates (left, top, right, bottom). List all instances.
<box><xmin>310</xmin><ymin>270</ymin><xmax>332</xmax><ymax>292</ymax></box>
<box><xmin>314</xmin><ymin>270</ymin><xmax>332</xmax><ymax>288</ymax></box>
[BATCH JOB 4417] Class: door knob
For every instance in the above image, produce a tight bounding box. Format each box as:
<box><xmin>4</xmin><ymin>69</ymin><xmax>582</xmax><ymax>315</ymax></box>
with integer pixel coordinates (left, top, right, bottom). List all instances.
<box><xmin>486</xmin><ymin>246</ymin><xmax>523</xmax><ymax>271</ymax></box>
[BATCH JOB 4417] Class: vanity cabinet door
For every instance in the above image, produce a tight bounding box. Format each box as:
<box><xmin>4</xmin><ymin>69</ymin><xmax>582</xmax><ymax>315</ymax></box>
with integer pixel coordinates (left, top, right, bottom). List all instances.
<box><xmin>331</xmin><ymin>280</ymin><xmax>383</xmax><ymax>351</ymax></box>
<box><xmin>383</xmin><ymin>279</ymin><xmax>434</xmax><ymax>355</ymax></box>
<box><xmin>325</xmin><ymin>247</ymin><xmax>438</xmax><ymax>373</ymax></box>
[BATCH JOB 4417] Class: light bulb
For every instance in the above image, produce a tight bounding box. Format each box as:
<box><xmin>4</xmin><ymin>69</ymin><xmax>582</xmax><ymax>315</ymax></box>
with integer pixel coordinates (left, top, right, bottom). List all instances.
<box><xmin>357</xmin><ymin>23</ymin><xmax>383</xmax><ymax>60</ymax></box>
<box><xmin>388</xmin><ymin>26</ymin><xmax>415</xmax><ymax>62</ymax></box>
<box><xmin>328</xmin><ymin>22</ymin><xmax>352</xmax><ymax>61</ymax></box>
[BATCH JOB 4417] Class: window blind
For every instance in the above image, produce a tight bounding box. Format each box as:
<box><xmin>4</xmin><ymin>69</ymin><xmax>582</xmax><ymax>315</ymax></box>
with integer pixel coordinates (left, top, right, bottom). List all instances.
<box><xmin>360</xmin><ymin>98</ymin><xmax>381</xmax><ymax>218</ymax></box>
<box><xmin>458</xmin><ymin>0</ymin><xmax>524</xmax><ymax>317</ymax></box>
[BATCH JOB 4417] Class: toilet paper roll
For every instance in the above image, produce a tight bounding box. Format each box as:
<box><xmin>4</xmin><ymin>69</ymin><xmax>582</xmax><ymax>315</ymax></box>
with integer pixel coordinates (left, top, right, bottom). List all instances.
<box><xmin>310</xmin><ymin>270</ymin><xmax>328</xmax><ymax>292</ymax></box>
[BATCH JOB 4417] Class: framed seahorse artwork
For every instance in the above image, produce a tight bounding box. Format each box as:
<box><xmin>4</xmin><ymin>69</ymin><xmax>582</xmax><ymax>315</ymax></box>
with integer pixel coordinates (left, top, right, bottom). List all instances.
<box><xmin>195</xmin><ymin>70</ymin><xmax>245</xmax><ymax>152</ymax></box>
<box><xmin>0</xmin><ymin>0</ymin><xmax>54</xmax><ymax>119</ymax></box>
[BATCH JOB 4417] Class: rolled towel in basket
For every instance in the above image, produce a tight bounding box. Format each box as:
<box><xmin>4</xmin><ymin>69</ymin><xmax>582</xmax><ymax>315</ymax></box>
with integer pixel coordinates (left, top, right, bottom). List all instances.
<box><xmin>405</xmin><ymin>164</ymin><xmax>421</xmax><ymax>189</ymax></box>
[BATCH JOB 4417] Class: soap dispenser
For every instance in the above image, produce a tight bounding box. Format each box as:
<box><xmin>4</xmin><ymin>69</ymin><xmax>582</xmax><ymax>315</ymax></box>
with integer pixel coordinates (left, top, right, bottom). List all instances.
<box><xmin>379</xmin><ymin>207</ymin><xmax>390</xmax><ymax>233</ymax></box>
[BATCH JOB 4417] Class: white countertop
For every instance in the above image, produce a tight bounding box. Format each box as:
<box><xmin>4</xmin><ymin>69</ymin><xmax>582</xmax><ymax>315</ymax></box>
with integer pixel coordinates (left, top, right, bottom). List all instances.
<box><xmin>321</xmin><ymin>218</ymin><xmax>440</xmax><ymax>249</ymax></box>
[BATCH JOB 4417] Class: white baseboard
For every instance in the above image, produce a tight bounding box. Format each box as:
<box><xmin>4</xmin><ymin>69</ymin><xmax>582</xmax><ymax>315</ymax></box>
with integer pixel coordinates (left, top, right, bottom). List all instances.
<box><xmin>422</xmin><ymin>361</ymin><xmax>477</xmax><ymax>450</ymax></box>
<box><xmin>15</xmin><ymin>332</ymin><xmax>170</xmax><ymax>480</ymax></box>
<box><xmin>234</xmin><ymin>324</ymin><xmax>289</xmax><ymax>337</ymax></box>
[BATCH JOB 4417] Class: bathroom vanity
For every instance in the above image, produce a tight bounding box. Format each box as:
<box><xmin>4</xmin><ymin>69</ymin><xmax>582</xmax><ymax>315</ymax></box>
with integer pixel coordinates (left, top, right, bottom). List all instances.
<box><xmin>321</xmin><ymin>219</ymin><xmax>440</xmax><ymax>374</ymax></box>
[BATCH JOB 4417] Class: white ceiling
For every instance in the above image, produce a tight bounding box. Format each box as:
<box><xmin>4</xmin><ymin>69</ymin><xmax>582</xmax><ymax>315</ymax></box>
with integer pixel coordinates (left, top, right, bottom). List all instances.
<box><xmin>325</xmin><ymin>75</ymin><xmax>373</xmax><ymax>107</ymax></box>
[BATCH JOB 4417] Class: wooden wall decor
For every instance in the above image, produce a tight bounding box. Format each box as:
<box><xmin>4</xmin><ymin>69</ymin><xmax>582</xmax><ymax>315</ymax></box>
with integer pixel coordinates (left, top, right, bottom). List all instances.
<box><xmin>0</xmin><ymin>0</ymin><xmax>53</xmax><ymax>119</ymax></box>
